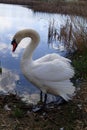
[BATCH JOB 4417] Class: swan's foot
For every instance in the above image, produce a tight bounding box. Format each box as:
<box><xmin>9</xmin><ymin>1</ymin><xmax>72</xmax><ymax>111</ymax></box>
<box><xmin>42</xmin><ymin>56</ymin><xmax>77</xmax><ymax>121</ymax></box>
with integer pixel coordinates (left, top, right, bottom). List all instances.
<box><xmin>34</xmin><ymin>92</ymin><xmax>47</xmax><ymax>112</ymax></box>
<box><xmin>55</xmin><ymin>96</ymin><xmax>67</xmax><ymax>105</ymax></box>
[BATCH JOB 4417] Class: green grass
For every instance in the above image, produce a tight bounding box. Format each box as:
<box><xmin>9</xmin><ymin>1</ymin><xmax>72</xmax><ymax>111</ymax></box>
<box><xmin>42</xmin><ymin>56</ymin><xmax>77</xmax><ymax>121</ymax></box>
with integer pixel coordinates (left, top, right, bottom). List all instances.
<box><xmin>72</xmin><ymin>51</ymin><xmax>87</xmax><ymax>79</ymax></box>
<box><xmin>12</xmin><ymin>108</ymin><xmax>25</xmax><ymax>118</ymax></box>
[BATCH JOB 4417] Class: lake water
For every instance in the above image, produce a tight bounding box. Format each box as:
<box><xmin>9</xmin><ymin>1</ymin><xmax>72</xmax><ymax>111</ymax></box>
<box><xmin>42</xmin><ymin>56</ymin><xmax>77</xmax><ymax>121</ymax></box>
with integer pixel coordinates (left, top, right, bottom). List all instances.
<box><xmin>0</xmin><ymin>4</ymin><xmax>86</xmax><ymax>104</ymax></box>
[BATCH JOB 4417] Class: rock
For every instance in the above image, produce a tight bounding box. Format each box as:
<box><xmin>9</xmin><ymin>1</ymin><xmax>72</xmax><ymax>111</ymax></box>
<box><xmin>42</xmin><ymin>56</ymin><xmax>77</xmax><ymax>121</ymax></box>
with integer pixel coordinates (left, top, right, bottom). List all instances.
<box><xmin>4</xmin><ymin>104</ymin><xmax>11</xmax><ymax>111</ymax></box>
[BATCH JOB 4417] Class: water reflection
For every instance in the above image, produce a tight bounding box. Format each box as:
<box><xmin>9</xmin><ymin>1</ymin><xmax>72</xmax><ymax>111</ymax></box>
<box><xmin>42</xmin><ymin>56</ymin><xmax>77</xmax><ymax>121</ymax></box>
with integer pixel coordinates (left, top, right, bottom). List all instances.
<box><xmin>0</xmin><ymin>4</ymin><xmax>87</xmax><ymax>104</ymax></box>
<box><xmin>48</xmin><ymin>16</ymin><xmax>87</xmax><ymax>52</ymax></box>
<box><xmin>0</xmin><ymin>67</ymin><xmax>19</xmax><ymax>94</ymax></box>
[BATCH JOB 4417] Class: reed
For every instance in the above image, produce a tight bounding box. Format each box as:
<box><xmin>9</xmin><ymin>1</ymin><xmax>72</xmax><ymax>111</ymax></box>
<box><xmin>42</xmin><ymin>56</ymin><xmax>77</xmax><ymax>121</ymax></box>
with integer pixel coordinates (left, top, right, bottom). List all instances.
<box><xmin>47</xmin><ymin>17</ymin><xmax>87</xmax><ymax>79</ymax></box>
<box><xmin>48</xmin><ymin>16</ymin><xmax>87</xmax><ymax>53</ymax></box>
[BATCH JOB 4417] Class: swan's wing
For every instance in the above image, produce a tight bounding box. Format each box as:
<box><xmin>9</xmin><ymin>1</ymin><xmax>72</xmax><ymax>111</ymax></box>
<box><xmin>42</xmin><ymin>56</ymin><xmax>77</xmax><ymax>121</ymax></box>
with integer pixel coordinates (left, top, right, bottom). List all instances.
<box><xmin>35</xmin><ymin>53</ymin><xmax>71</xmax><ymax>63</ymax></box>
<box><xmin>32</xmin><ymin>59</ymin><xmax>74</xmax><ymax>82</ymax></box>
<box><xmin>35</xmin><ymin>54</ymin><xmax>53</xmax><ymax>63</ymax></box>
<box><xmin>53</xmin><ymin>53</ymin><xmax>71</xmax><ymax>63</ymax></box>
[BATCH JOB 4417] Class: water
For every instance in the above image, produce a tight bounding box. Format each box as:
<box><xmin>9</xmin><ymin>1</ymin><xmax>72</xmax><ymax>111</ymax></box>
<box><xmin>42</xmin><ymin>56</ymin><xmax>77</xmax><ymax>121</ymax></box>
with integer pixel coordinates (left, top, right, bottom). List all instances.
<box><xmin>0</xmin><ymin>4</ymin><xmax>86</xmax><ymax>104</ymax></box>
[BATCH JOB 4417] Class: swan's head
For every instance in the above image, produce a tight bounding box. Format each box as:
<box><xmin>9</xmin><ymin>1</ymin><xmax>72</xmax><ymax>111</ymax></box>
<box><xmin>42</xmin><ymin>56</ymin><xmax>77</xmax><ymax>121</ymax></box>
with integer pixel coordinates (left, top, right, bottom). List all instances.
<box><xmin>11</xmin><ymin>29</ymin><xmax>40</xmax><ymax>52</ymax></box>
<box><xmin>11</xmin><ymin>32</ymin><xmax>22</xmax><ymax>52</ymax></box>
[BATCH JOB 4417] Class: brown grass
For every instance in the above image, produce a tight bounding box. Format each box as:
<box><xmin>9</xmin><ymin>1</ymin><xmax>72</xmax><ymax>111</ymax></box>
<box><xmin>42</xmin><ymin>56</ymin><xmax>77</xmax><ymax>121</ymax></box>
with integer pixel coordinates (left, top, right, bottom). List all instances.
<box><xmin>48</xmin><ymin>17</ymin><xmax>87</xmax><ymax>53</ymax></box>
<box><xmin>0</xmin><ymin>80</ymin><xmax>87</xmax><ymax>130</ymax></box>
<box><xmin>0</xmin><ymin>0</ymin><xmax>87</xmax><ymax>17</ymax></box>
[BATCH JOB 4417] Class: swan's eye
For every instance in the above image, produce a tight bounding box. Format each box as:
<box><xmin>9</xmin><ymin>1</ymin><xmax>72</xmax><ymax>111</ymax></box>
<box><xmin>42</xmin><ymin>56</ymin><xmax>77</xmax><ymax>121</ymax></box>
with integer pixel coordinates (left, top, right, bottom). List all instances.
<box><xmin>11</xmin><ymin>39</ymin><xmax>18</xmax><ymax>52</ymax></box>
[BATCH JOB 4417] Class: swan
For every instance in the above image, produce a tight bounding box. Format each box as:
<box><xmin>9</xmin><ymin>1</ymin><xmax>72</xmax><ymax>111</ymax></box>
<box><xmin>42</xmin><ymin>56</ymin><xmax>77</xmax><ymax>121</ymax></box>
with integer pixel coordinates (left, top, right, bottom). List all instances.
<box><xmin>11</xmin><ymin>29</ymin><xmax>75</xmax><ymax>103</ymax></box>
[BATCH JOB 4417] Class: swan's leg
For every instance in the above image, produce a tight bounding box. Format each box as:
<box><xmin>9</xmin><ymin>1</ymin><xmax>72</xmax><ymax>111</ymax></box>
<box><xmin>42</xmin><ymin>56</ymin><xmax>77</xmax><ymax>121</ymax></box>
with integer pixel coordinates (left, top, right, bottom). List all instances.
<box><xmin>38</xmin><ymin>92</ymin><xmax>47</xmax><ymax>107</ymax></box>
<box><xmin>44</xmin><ymin>94</ymin><xmax>47</xmax><ymax>104</ymax></box>
<box><xmin>40</xmin><ymin>91</ymin><xmax>43</xmax><ymax>102</ymax></box>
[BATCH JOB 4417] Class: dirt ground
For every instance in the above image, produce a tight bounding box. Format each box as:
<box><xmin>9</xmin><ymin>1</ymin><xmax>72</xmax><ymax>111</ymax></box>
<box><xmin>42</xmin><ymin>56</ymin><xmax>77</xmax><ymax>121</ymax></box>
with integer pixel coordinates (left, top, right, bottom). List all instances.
<box><xmin>0</xmin><ymin>80</ymin><xmax>87</xmax><ymax>130</ymax></box>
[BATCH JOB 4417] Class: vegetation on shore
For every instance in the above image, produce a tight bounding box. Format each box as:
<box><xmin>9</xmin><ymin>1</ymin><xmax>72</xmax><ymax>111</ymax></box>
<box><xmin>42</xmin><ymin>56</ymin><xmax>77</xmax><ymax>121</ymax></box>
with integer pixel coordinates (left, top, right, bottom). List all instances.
<box><xmin>72</xmin><ymin>51</ymin><xmax>87</xmax><ymax>80</ymax></box>
<box><xmin>0</xmin><ymin>0</ymin><xmax>87</xmax><ymax>16</ymax></box>
<box><xmin>47</xmin><ymin>15</ymin><xmax>87</xmax><ymax>81</ymax></box>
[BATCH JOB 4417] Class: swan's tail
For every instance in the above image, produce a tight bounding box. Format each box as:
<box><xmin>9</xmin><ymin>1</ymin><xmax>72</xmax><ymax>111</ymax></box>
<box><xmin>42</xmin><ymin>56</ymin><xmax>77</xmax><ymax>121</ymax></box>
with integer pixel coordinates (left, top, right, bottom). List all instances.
<box><xmin>58</xmin><ymin>80</ymin><xmax>75</xmax><ymax>101</ymax></box>
<box><xmin>46</xmin><ymin>80</ymin><xmax>75</xmax><ymax>101</ymax></box>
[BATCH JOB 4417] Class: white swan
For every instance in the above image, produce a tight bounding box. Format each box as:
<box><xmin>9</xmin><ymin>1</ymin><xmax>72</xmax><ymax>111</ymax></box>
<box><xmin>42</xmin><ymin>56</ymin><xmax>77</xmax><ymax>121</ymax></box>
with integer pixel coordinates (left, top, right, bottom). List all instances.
<box><xmin>11</xmin><ymin>29</ymin><xmax>75</xmax><ymax>103</ymax></box>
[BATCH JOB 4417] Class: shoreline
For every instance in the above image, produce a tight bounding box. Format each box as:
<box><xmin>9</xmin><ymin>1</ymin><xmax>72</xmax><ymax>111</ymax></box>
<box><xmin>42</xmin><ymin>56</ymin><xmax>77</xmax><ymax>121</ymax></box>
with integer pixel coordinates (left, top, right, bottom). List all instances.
<box><xmin>0</xmin><ymin>0</ymin><xmax>87</xmax><ymax>16</ymax></box>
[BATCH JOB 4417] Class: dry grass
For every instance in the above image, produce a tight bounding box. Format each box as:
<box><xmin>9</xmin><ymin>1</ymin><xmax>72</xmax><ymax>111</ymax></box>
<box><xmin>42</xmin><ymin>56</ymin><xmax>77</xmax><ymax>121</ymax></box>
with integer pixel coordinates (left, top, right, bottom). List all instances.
<box><xmin>0</xmin><ymin>0</ymin><xmax>87</xmax><ymax>17</ymax></box>
<box><xmin>28</xmin><ymin>1</ymin><xmax>87</xmax><ymax>17</ymax></box>
<box><xmin>0</xmin><ymin>80</ymin><xmax>87</xmax><ymax>130</ymax></box>
<box><xmin>48</xmin><ymin>16</ymin><xmax>87</xmax><ymax>53</ymax></box>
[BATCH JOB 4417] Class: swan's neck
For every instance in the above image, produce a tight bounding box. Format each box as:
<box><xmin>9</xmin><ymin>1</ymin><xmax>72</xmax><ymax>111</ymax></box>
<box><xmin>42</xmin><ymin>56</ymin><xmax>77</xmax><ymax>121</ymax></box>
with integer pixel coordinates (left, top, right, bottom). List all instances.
<box><xmin>21</xmin><ymin>30</ymin><xmax>40</xmax><ymax>62</ymax></box>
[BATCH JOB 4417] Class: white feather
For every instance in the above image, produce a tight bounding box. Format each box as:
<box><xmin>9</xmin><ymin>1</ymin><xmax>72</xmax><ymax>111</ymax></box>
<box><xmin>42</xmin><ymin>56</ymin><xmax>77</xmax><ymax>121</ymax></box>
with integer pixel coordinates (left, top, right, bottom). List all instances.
<box><xmin>12</xmin><ymin>29</ymin><xmax>75</xmax><ymax>101</ymax></box>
